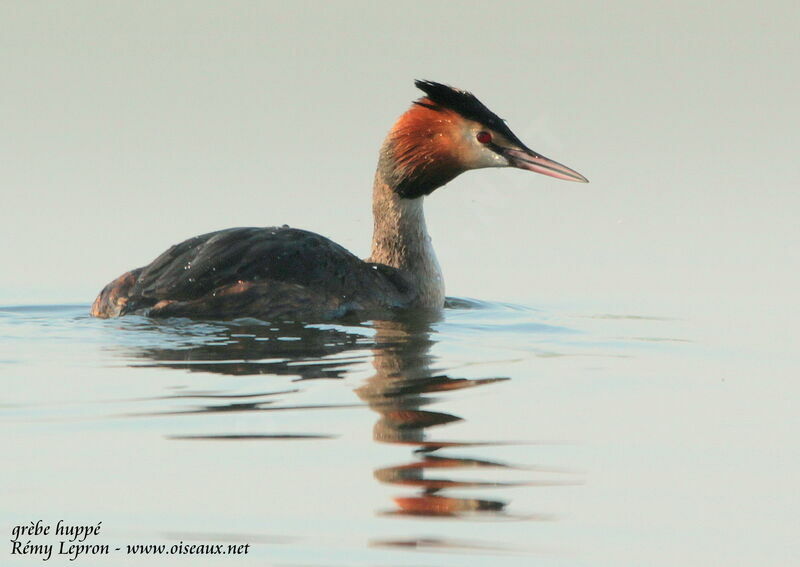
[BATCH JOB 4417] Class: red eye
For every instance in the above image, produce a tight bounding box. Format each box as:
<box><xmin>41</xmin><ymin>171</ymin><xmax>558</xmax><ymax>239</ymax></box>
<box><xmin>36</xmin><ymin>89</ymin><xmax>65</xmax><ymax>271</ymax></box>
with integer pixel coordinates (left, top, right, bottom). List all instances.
<box><xmin>476</xmin><ymin>131</ymin><xmax>492</xmax><ymax>144</ymax></box>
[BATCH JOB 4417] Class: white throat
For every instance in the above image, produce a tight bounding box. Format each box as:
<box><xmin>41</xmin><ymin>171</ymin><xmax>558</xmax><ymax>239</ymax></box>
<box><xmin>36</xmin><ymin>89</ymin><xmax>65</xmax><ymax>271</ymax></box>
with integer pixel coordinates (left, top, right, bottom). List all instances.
<box><xmin>367</xmin><ymin>174</ymin><xmax>445</xmax><ymax>308</ymax></box>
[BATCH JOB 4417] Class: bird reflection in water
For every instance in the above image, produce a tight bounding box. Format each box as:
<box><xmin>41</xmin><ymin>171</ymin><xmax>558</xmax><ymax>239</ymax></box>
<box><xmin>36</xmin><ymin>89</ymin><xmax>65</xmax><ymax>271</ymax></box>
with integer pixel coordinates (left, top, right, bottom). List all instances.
<box><xmin>119</xmin><ymin>310</ymin><xmax>567</xmax><ymax>518</ymax></box>
<box><xmin>357</xmin><ymin>315</ymin><xmax>541</xmax><ymax>519</ymax></box>
<box><xmin>126</xmin><ymin>318</ymin><xmax>371</xmax><ymax>380</ymax></box>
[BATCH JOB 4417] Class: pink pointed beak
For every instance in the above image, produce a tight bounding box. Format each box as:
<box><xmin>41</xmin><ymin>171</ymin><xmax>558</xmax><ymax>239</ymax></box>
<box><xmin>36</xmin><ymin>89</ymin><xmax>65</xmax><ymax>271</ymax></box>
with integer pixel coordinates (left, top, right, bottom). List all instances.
<box><xmin>503</xmin><ymin>147</ymin><xmax>589</xmax><ymax>183</ymax></box>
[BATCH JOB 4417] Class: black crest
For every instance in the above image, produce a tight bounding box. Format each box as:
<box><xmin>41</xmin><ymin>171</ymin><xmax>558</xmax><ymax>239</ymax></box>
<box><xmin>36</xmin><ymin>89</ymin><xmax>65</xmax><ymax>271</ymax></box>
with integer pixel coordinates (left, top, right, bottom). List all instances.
<box><xmin>414</xmin><ymin>80</ymin><xmax>528</xmax><ymax>149</ymax></box>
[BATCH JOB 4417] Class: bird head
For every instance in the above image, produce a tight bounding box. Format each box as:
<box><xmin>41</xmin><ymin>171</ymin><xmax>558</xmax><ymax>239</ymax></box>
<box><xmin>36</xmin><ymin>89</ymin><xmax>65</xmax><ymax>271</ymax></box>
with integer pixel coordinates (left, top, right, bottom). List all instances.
<box><xmin>379</xmin><ymin>80</ymin><xmax>588</xmax><ymax>199</ymax></box>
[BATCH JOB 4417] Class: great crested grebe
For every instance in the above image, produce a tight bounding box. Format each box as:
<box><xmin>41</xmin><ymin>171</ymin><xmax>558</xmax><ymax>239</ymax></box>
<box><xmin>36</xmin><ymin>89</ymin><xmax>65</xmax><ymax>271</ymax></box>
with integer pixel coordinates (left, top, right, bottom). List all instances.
<box><xmin>91</xmin><ymin>80</ymin><xmax>587</xmax><ymax>320</ymax></box>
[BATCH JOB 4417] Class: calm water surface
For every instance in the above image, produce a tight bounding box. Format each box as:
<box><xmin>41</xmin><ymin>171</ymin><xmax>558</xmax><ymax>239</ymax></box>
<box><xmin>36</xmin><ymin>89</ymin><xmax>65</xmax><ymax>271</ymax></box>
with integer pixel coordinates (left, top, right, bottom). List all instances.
<box><xmin>1</xmin><ymin>299</ymin><xmax>796</xmax><ymax>566</ymax></box>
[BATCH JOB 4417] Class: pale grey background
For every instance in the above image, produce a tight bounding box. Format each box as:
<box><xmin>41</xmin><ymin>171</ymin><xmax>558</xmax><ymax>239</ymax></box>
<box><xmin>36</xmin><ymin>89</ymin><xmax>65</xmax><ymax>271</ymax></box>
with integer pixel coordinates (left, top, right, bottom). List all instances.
<box><xmin>2</xmin><ymin>3</ymin><xmax>799</xmax><ymax>565</ymax></box>
<box><xmin>1</xmin><ymin>1</ymin><xmax>797</xmax><ymax>318</ymax></box>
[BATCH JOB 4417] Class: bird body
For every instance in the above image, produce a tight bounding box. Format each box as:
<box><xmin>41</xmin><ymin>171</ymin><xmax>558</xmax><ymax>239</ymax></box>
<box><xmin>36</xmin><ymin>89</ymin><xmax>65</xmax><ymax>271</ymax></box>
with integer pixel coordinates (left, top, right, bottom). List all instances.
<box><xmin>91</xmin><ymin>80</ymin><xmax>587</xmax><ymax>320</ymax></box>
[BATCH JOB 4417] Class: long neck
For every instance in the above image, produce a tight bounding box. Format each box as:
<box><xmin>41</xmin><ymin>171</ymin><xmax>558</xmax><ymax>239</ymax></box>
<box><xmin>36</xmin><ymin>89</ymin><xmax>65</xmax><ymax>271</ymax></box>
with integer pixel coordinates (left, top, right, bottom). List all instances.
<box><xmin>367</xmin><ymin>169</ymin><xmax>445</xmax><ymax>308</ymax></box>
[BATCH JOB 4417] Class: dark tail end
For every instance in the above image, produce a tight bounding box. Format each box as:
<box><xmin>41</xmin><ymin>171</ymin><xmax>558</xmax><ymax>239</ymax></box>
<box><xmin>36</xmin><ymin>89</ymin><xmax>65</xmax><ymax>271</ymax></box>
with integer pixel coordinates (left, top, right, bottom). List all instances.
<box><xmin>90</xmin><ymin>268</ymin><xmax>143</xmax><ymax>318</ymax></box>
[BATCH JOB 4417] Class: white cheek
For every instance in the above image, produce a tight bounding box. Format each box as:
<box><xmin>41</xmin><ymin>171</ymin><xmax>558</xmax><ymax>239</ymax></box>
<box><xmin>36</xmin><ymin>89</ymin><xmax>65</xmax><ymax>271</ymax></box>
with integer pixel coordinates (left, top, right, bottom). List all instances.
<box><xmin>473</xmin><ymin>146</ymin><xmax>509</xmax><ymax>169</ymax></box>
